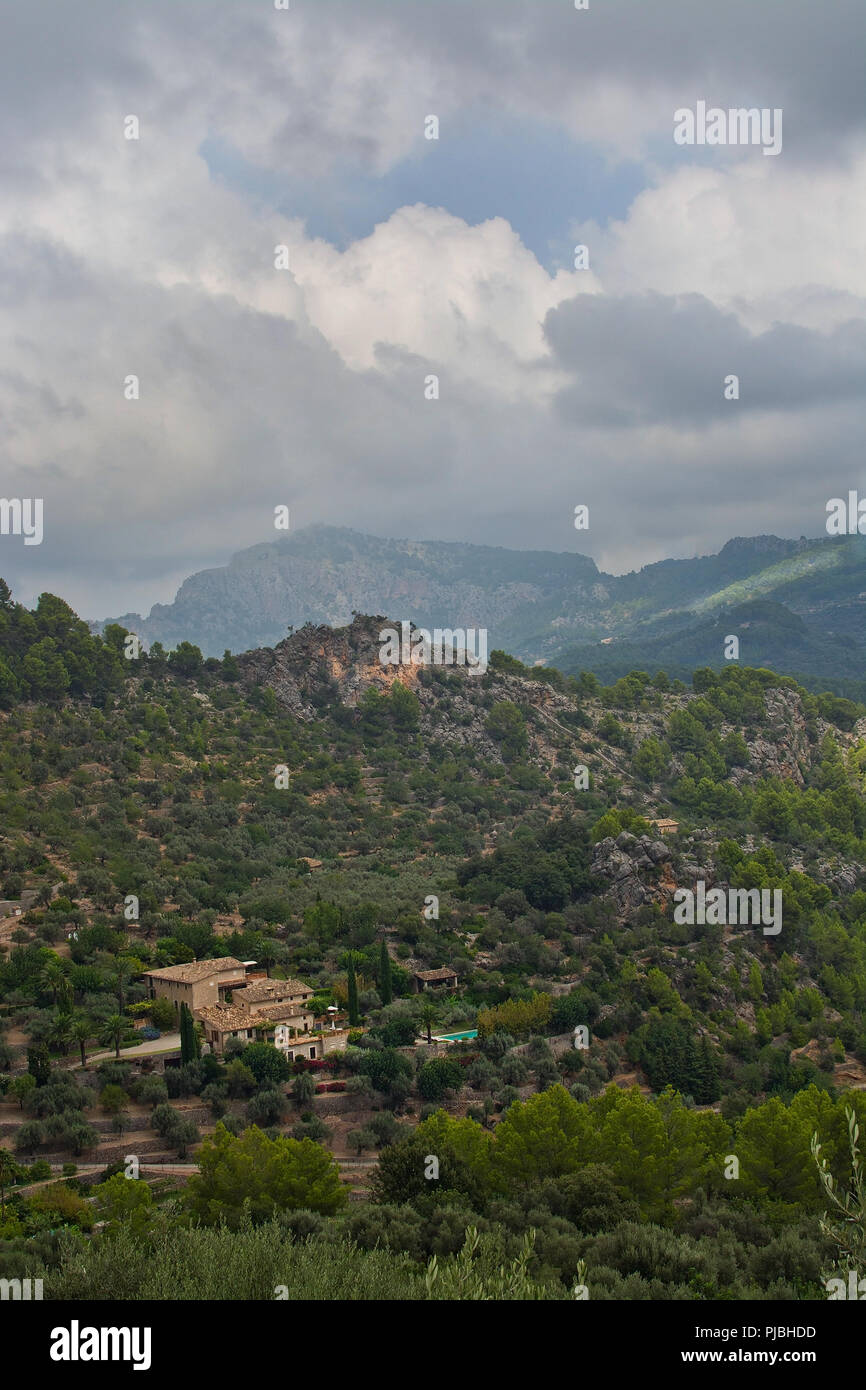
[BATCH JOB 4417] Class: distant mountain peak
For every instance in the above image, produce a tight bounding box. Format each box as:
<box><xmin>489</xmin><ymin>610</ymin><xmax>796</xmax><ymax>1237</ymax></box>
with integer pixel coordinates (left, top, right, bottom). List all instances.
<box><xmin>91</xmin><ymin>524</ymin><xmax>866</xmax><ymax>691</ymax></box>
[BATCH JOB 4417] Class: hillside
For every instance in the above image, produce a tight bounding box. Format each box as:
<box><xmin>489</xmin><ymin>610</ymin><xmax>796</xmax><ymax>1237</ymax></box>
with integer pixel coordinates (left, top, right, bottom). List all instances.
<box><xmin>555</xmin><ymin>598</ymin><xmax>866</xmax><ymax>692</ymax></box>
<box><xmin>3</xmin><ymin>588</ymin><xmax>866</xmax><ymax>1300</ymax></box>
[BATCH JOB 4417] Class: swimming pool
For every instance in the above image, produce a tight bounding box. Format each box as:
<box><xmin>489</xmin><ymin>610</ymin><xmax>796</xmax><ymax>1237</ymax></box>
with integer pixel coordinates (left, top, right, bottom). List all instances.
<box><xmin>432</xmin><ymin>1029</ymin><xmax>478</xmax><ymax>1042</ymax></box>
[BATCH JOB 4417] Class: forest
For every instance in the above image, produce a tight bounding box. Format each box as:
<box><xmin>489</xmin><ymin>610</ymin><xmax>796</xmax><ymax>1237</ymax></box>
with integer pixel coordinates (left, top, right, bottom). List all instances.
<box><xmin>1</xmin><ymin>582</ymin><xmax>866</xmax><ymax>1300</ymax></box>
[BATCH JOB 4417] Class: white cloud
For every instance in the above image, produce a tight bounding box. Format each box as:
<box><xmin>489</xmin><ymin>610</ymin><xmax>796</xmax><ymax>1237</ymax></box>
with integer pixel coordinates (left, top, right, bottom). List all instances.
<box><xmin>586</xmin><ymin>155</ymin><xmax>866</xmax><ymax>333</ymax></box>
<box><xmin>290</xmin><ymin>205</ymin><xmax>596</xmax><ymax>392</ymax></box>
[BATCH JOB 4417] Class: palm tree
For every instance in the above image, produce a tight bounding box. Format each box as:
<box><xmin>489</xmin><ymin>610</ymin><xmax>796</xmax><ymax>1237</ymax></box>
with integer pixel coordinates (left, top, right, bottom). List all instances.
<box><xmin>39</xmin><ymin>959</ymin><xmax>65</xmax><ymax>1006</ymax></box>
<box><xmin>99</xmin><ymin>1015</ymin><xmax>127</xmax><ymax>1060</ymax></box>
<box><xmin>72</xmin><ymin>1015</ymin><xmax>93</xmax><ymax>1068</ymax></box>
<box><xmin>48</xmin><ymin>1012</ymin><xmax>74</xmax><ymax>1056</ymax></box>
<box><xmin>421</xmin><ymin>1001</ymin><xmax>437</xmax><ymax>1045</ymax></box>
<box><xmin>257</xmin><ymin>941</ymin><xmax>278</xmax><ymax>978</ymax></box>
<box><xmin>110</xmin><ymin>957</ymin><xmax>136</xmax><ymax>1011</ymax></box>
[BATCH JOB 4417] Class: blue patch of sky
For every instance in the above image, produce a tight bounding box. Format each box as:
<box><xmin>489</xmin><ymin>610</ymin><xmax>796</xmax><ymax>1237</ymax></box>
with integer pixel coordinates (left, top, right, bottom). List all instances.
<box><xmin>201</xmin><ymin>108</ymin><xmax>647</xmax><ymax>271</ymax></box>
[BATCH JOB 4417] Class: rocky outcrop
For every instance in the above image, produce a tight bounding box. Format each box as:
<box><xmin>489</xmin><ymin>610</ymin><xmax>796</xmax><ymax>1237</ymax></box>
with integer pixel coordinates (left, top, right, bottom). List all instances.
<box><xmin>239</xmin><ymin>614</ymin><xmax>416</xmax><ymax>720</ymax></box>
<box><xmin>738</xmin><ymin>688</ymin><xmax>811</xmax><ymax>786</ymax></box>
<box><xmin>591</xmin><ymin>831</ymin><xmax>674</xmax><ymax>916</ymax></box>
<box><xmin>815</xmin><ymin>858</ymin><xmax>862</xmax><ymax>896</ymax></box>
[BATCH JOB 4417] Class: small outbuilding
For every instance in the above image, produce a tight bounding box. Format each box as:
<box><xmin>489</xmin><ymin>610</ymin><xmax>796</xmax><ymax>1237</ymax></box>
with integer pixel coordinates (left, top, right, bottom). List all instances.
<box><xmin>412</xmin><ymin>967</ymin><xmax>458</xmax><ymax>994</ymax></box>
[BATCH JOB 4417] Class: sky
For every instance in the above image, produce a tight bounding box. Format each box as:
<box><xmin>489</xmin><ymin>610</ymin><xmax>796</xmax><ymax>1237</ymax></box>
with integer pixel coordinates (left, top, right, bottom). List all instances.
<box><xmin>1</xmin><ymin>0</ymin><xmax>864</xmax><ymax>619</ymax></box>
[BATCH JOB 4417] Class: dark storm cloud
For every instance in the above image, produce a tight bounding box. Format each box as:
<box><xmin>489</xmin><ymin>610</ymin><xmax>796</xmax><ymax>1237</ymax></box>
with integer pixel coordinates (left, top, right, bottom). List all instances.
<box><xmin>547</xmin><ymin>292</ymin><xmax>866</xmax><ymax>426</ymax></box>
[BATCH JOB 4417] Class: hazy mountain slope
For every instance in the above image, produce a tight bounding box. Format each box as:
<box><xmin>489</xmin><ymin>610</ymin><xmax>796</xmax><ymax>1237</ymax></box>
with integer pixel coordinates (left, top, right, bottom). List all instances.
<box><xmin>98</xmin><ymin>526</ymin><xmax>603</xmax><ymax>658</ymax></box>
<box><xmin>95</xmin><ymin>527</ymin><xmax>866</xmax><ymax>686</ymax></box>
<box><xmin>554</xmin><ymin>599</ymin><xmax>866</xmax><ymax>688</ymax></box>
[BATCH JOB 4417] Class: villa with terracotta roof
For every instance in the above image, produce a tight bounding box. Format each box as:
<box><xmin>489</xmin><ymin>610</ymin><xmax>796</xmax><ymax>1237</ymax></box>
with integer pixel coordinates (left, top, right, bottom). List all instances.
<box><xmin>143</xmin><ymin>958</ymin><xmax>249</xmax><ymax>1016</ymax></box>
<box><xmin>197</xmin><ymin>997</ymin><xmax>314</xmax><ymax>1053</ymax></box>
<box><xmin>145</xmin><ymin>961</ymin><xmax>349</xmax><ymax>1060</ymax></box>
<box><xmin>650</xmin><ymin>818</ymin><xmax>679</xmax><ymax>835</ymax></box>
<box><xmin>197</xmin><ymin>994</ymin><xmax>350</xmax><ymax>1060</ymax></box>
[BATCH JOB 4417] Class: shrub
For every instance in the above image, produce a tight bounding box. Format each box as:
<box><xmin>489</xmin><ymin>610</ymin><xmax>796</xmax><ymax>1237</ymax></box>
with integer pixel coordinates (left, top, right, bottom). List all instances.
<box><xmin>246</xmin><ymin>1089</ymin><xmax>287</xmax><ymax>1127</ymax></box>
<box><xmin>417</xmin><ymin>1059</ymin><xmax>463</xmax><ymax>1103</ymax></box>
<box><xmin>136</xmin><ymin>1076</ymin><xmax>169</xmax><ymax>1108</ymax></box>
<box><xmin>15</xmin><ymin>1122</ymin><xmax>47</xmax><ymax>1154</ymax></box>
<box><xmin>242</xmin><ymin>1044</ymin><xmax>291</xmax><ymax>1089</ymax></box>
<box><xmin>99</xmin><ymin>1084</ymin><xmax>129</xmax><ymax>1114</ymax></box>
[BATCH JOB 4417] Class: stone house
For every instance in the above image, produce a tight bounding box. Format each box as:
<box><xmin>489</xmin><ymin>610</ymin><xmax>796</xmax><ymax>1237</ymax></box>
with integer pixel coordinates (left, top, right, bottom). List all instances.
<box><xmin>234</xmin><ymin>977</ymin><xmax>314</xmax><ymax>1009</ymax></box>
<box><xmin>198</xmin><ymin>991</ymin><xmax>348</xmax><ymax>1061</ymax></box>
<box><xmin>650</xmin><ymin>818</ymin><xmax>679</xmax><ymax>835</ymax></box>
<box><xmin>197</xmin><ymin>999</ymin><xmax>314</xmax><ymax>1054</ymax></box>
<box><xmin>143</xmin><ymin>958</ymin><xmax>249</xmax><ymax>1017</ymax></box>
<box><xmin>273</xmin><ymin>1023</ymin><xmax>352</xmax><ymax>1062</ymax></box>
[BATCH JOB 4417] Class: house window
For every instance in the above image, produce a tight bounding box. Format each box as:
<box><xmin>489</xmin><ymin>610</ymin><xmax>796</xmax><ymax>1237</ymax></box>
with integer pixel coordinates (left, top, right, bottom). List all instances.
<box><xmin>309</xmin><ymin>1046</ymin><xmax>316</xmax><ymax>1058</ymax></box>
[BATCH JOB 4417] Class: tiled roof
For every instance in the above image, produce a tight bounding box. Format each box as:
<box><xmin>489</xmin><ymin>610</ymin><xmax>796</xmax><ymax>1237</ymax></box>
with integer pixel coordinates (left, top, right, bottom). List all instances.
<box><xmin>240</xmin><ymin>977</ymin><xmax>313</xmax><ymax>1003</ymax></box>
<box><xmin>145</xmin><ymin>957</ymin><xmax>246</xmax><ymax>983</ymax></box>
<box><xmin>415</xmin><ymin>967</ymin><xmax>458</xmax><ymax>982</ymax></box>
<box><xmin>197</xmin><ymin>1002</ymin><xmax>260</xmax><ymax>1031</ymax></box>
<box><xmin>198</xmin><ymin>999</ymin><xmax>312</xmax><ymax>1033</ymax></box>
<box><xmin>252</xmin><ymin>1001</ymin><xmax>313</xmax><ymax>1022</ymax></box>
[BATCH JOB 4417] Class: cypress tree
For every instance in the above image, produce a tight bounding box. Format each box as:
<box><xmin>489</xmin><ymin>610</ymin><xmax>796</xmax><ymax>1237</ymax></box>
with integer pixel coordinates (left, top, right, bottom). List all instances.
<box><xmin>380</xmin><ymin>939</ymin><xmax>393</xmax><ymax>1006</ymax></box>
<box><xmin>347</xmin><ymin>955</ymin><xmax>360</xmax><ymax>1026</ymax></box>
<box><xmin>180</xmin><ymin>1003</ymin><xmax>195</xmax><ymax>1064</ymax></box>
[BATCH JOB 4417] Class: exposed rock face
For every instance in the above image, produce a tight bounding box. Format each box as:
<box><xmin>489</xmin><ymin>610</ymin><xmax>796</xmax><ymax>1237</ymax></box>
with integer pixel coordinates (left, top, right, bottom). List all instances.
<box><xmin>738</xmin><ymin>688</ymin><xmax>811</xmax><ymax>786</ymax></box>
<box><xmin>240</xmin><ymin>613</ymin><xmax>409</xmax><ymax>720</ymax></box>
<box><xmin>239</xmin><ymin>620</ymin><xmax>866</xmax><ymax>927</ymax></box>
<box><xmin>591</xmin><ymin>833</ymin><xmax>674</xmax><ymax>916</ymax></box>
<box><xmin>238</xmin><ymin>614</ymin><xmax>607</xmax><ymax>768</ymax></box>
<box><xmin>815</xmin><ymin>859</ymin><xmax>862</xmax><ymax>896</ymax></box>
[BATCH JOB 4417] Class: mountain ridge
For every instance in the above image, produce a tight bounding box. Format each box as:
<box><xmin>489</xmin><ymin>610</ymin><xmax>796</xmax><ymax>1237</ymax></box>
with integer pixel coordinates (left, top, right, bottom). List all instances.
<box><xmin>93</xmin><ymin>525</ymin><xmax>866</xmax><ymax>691</ymax></box>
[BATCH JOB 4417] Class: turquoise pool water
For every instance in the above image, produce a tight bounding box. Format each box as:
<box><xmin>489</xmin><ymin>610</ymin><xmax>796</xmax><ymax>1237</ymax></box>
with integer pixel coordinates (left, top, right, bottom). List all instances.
<box><xmin>433</xmin><ymin>1029</ymin><xmax>478</xmax><ymax>1041</ymax></box>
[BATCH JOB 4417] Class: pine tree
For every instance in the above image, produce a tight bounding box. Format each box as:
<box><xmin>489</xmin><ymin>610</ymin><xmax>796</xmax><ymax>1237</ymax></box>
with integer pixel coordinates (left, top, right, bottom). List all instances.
<box><xmin>380</xmin><ymin>939</ymin><xmax>393</xmax><ymax>1006</ymax></box>
<box><xmin>692</xmin><ymin>1037</ymin><xmax>721</xmax><ymax>1104</ymax></box>
<box><xmin>347</xmin><ymin>955</ymin><xmax>360</xmax><ymax>1026</ymax></box>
